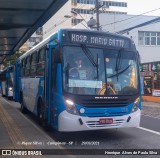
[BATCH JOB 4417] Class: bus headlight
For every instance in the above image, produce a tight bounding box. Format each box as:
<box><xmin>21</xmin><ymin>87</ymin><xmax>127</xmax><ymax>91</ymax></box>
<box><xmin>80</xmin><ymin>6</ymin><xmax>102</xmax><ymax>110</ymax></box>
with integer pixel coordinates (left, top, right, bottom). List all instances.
<box><xmin>64</xmin><ymin>98</ymin><xmax>79</xmax><ymax>115</ymax></box>
<box><xmin>9</xmin><ymin>87</ymin><xmax>13</xmax><ymax>91</ymax></box>
<box><xmin>131</xmin><ymin>97</ymin><xmax>140</xmax><ymax>113</ymax></box>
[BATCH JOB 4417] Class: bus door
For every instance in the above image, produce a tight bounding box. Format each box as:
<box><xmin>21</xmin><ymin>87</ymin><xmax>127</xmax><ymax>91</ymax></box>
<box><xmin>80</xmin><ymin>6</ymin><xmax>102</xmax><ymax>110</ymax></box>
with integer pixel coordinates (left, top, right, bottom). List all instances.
<box><xmin>44</xmin><ymin>45</ymin><xmax>58</xmax><ymax>125</ymax></box>
<box><xmin>44</xmin><ymin>45</ymin><xmax>52</xmax><ymax>124</ymax></box>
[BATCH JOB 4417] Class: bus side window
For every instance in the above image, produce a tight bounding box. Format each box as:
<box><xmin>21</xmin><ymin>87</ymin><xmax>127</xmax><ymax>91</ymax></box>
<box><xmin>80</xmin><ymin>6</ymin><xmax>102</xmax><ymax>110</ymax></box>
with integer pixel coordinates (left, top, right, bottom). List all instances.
<box><xmin>37</xmin><ymin>47</ymin><xmax>46</xmax><ymax>76</ymax></box>
<box><xmin>23</xmin><ymin>58</ymin><xmax>27</xmax><ymax>77</ymax></box>
<box><xmin>24</xmin><ymin>56</ymin><xmax>31</xmax><ymax>77</ymax></box>
<box><xmin>30</xmin><ymin>52</ymin><xmax>37</xmax><ymax>77</ymax></box>
<box><xmin>21</xmin><ymin>60</ymin><xmax>24</xmax><ymax>77</ymax></box>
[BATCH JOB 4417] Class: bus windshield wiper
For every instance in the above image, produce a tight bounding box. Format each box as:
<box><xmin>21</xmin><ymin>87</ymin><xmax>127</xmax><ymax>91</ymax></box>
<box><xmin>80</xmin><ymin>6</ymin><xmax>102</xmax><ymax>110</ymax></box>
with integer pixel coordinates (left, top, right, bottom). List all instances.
<box><xmin>81</xmin><ymin>44</ymin><xmax>98</xmax><ymax>68</ymax></box>
<box><xmin>81</xmin><ymin>44</ymin><xmax>99</xmax><ymax>80</ymax></box>
<box><xmin>114</xmin><ymin>48</ymin><xmax>124</xmax><ymax>81</ymax></box>
<box><xmin>108</xmin><ymin>64</ymin><xmax>130</xmax><ymax>78</ymax></box>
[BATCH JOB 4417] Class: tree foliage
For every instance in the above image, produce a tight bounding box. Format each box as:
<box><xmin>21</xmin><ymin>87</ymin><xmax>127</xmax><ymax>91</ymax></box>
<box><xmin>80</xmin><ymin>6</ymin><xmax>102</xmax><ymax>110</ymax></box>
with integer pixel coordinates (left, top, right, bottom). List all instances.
<box><xmin>3</xmin><ymin>51</ymin><xmax>24</xmax><ymax>68</ymax></box>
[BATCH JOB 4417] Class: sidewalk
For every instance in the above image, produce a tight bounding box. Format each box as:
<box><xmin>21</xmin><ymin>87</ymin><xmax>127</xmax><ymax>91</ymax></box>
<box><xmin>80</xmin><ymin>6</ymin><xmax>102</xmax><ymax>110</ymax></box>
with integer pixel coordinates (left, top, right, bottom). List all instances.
<box><xmin>142</xmin><ymin>96</ymin><xmax>160</xmax><ymax>103</ymax></box>
<box><xmin>0</xmin><ymin>97</ymin><xmax>54</xmax><ymax>152</ymax></box>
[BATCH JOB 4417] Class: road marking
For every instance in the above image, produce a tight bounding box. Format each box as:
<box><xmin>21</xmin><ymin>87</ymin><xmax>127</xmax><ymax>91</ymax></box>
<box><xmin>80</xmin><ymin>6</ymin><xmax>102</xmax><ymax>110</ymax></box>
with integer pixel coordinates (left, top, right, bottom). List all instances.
<box><xmin>138</xmin><ymin>127</ymin><xmax>160</xmax><ymax>136</ymax></box>
<box><xmin>141</xmin><ymin>114</ymin><xmax>160</xmax><ymax>120</ymax></box>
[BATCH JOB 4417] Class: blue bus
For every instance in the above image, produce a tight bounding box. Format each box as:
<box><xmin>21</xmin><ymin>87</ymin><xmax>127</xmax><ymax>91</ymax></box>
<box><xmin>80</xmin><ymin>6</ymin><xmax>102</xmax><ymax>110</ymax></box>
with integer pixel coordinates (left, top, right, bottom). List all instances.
<box><xmin>14</xmin><ymin>29</ymin><xmax>141</xmax><ymax>131</ymax></box>
<box><xmin>0</xmin><ymin>65</ymin><xmax>14</xmax><ymax>99</ymax></box>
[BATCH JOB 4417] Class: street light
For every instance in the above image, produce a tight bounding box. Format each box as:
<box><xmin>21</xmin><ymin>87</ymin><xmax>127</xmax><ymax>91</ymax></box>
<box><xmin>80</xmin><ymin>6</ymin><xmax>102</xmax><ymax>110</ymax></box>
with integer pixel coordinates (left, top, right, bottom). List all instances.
<box><xmin>71</xmin><ymin>10</ymin><xmax>88</xmax><ymax>26</ymax></box>
<box><xmin>64</xmin><ymin>15</ymin><xmax>72</xmax><ymax>18</ymax></box>
<box><xmin>64</xmin><ymin>11</ymin><xmax>89</xmax><ymax>29</ymax></box>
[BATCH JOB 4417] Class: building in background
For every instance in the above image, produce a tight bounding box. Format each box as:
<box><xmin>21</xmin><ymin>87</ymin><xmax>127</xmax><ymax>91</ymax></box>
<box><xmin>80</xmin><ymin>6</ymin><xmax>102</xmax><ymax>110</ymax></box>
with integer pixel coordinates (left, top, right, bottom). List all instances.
<box><xmin>140</xmin><ymin>61</ymin><xmax>160</xmax><ymax>96</ymax></box>
<box><xmin>28</xmin><ymin>27</ymin><xmax>43</xmax><ymax>50</ymax></box>
<box><xmin>0</xmin><ymin>27</ymin><xmax>43</xmax><ymax>70</ymax></box>
<box><xmin>20</xmin><ymin>27</ymin><xmax>43</xmax><ymax>53</ymax></box>
<box><xmin>43</xmin><ymin>0</ymin><xmax>127</xmax><ymax>39</ymax></box>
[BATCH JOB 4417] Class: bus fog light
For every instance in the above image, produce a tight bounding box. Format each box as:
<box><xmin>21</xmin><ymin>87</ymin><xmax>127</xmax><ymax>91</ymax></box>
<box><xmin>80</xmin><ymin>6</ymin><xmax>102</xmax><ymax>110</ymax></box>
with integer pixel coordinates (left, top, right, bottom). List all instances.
<box><xmin>80</xmin><ymin>108</ymin><xmax>85</xmax><ymax>114</ymax></box>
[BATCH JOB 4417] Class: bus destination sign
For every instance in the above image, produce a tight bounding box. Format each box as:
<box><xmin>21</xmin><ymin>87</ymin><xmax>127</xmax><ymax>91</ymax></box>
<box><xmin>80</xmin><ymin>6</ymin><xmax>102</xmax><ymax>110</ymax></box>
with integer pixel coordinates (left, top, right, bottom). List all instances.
<box><xmin>67</xmin><ymin>31</ymin><xmax>130</xmax><ymax>48</ymax></box>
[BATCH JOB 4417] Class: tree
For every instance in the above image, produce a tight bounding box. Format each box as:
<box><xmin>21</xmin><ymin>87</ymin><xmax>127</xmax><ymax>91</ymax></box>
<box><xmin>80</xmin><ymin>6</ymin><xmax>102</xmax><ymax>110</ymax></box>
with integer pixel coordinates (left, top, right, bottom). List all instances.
<box><xmin>3</xmin><ymin>50</ymin><xmax>25</xmax><ymax>68</ymax></box>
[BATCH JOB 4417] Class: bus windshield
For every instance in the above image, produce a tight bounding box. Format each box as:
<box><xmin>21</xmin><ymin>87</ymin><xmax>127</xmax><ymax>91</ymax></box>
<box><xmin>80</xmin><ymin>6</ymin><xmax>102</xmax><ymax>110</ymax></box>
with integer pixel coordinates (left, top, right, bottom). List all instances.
<box><xmin>63</xmin><ymin>46</ymin><xmax>139</xmax><ymax>95</ymax></box>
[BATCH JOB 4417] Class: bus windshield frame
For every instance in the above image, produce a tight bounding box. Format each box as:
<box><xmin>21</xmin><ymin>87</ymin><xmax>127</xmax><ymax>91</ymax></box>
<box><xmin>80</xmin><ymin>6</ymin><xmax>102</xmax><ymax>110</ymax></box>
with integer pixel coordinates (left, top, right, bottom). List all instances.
<box><xmin>62</xmin><ymin>44</ymin><xmax>140</xmax><ymax>96</ymax></box>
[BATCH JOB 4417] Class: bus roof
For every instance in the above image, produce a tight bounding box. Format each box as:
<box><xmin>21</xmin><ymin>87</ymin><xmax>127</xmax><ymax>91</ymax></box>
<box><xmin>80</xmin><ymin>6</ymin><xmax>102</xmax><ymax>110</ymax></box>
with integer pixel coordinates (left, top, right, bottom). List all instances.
<box><xmin>61</xmin><ymin>29</ymin><xmax>135</xmax><ymax>49</ymax></box>
<box><xmin>19</xmin><ymin>28</ymin><xmax>136</xmax><ymax>60</ymax></box>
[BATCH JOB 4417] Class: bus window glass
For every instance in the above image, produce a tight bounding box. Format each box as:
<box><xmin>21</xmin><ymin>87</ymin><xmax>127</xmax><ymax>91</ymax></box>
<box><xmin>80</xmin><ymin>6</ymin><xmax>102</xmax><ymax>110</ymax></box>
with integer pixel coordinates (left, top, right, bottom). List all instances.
<box><xmin>25</xmin><ymin>56</ymin><xmax>30</xmax><ymax>77</ymax></box>
<box><xmin>20</xmin><ymin>60</ymin><xmax>24</xmax><ymax>77</ymax></box>
<box><xmin>104</xmin><ymin>50</ymin><xmax>138</xmax><ymax>95</ymax></box>
<box><xmin>63</xmin><ymin>46</ymin><xmax>139</xmax><ymax>95</ymax></box>
<box><xmin>37</xmin><ymin>47</ymin><xmax>46</xmax><ymax>76</ymax></box>
<box><xmin>30</xmin><ymin>52</ymin><xmax>37</xmax><ymax>77</ymax></box>
<box><xmin>23</xmin><ymin>58</ymin><xmax>27</xmax><ymax>76</ymax></box>
<box><xmin>63</xmin><ymin>46</ymin><xmax>105</xmax><ymax>95</ymax></box>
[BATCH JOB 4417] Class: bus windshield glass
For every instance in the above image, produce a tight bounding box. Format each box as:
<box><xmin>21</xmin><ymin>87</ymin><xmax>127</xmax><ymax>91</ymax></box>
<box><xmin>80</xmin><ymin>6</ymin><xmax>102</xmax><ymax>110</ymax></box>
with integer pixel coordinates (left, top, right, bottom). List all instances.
<box><xmin>63</xmin><ymin>46</ymin><xmax>139</xmax><ymax>95</ymax></box>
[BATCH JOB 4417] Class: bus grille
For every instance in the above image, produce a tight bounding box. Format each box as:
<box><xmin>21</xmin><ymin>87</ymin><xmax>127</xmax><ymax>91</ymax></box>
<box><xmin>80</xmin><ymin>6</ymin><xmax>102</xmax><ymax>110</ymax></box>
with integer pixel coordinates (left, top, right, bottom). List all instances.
<box><xmin>76</xmin><ymin>99</ymin><xmax>131</xmax><ymax>107</ymax></box>
<box><xmin>85</xmin><ymin>119</ymin><xmax>125</xmax><ymax>128</ymax></box>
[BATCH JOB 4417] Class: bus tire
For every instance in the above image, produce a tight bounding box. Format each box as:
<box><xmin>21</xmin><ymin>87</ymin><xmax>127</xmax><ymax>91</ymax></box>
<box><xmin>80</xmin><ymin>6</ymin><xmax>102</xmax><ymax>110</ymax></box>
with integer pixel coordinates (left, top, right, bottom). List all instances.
<box><xmin>37</xmin><ymin>99</ymin><xmax>44</xmax><ymax>125</ymax></box>
<box><xmin>37</xmin><ymin>99</ymin><xmax>50</xmax><ymax>131</ymax></box>
<box><xmin>7</xmin><ymin>96</ymin><xmax>11</xmax><ymax>100</ymax></box>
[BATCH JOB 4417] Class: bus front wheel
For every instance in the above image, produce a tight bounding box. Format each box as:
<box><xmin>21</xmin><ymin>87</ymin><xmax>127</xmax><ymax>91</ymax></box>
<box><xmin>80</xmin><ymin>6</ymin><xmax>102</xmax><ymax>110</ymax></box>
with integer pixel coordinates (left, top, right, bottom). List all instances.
<box><xmin>37</xmin><ymin>99</ymin><xmax>50</xmax><ymax>130</ymax></box>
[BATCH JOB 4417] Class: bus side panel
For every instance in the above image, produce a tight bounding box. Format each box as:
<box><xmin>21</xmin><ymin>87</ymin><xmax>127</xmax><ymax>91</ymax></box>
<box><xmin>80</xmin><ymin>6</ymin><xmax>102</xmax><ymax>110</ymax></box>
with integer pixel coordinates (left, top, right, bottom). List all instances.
<box><xmin>33</xmin><ymin>77</ymin><xmax>44</xmax><ymax>114</ymax></box>
<box><xmin>21</xmin><ymin>77</ymin><xmax>43</xmax><ymax>114</ymax></box>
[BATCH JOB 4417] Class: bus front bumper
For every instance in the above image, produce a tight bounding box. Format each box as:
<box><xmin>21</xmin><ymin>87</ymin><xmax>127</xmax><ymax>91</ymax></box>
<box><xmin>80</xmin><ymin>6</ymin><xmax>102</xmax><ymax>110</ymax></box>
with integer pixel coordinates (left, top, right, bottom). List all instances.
<box><xmin>58</xmin><ymin>109</ymin><xmax>141</xmax><ymax>132</ymax></box>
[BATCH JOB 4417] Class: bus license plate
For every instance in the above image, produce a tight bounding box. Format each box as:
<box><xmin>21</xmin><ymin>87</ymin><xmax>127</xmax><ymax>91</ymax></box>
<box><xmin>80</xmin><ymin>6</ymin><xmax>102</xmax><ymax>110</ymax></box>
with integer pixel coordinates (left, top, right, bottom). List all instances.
<box><xmin>99</xmin><ymin>118</ymin><xmax>113</xmax><ymax>124</ymax></box>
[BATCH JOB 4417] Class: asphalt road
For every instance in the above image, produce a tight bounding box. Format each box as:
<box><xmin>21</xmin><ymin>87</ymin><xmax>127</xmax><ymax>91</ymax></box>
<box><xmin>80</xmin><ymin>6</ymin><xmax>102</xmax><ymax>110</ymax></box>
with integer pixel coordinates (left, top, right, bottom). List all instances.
<box><xmin>141</xmin><ymin>115</ymin><xmax>160</xmax><ymax>132</ymax></box>
<box><xmin>140</xmin><ymin>101</ymin><xmax>160</xmax><ymax>133</ymax></box>
<box><xmin>0</xmin><ymin>98</ymin><xmax>160</xmax><ymax>158</ymax></box>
